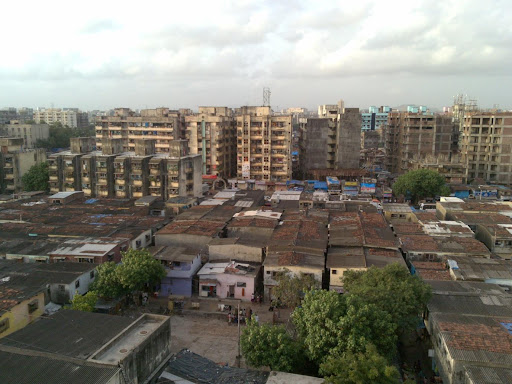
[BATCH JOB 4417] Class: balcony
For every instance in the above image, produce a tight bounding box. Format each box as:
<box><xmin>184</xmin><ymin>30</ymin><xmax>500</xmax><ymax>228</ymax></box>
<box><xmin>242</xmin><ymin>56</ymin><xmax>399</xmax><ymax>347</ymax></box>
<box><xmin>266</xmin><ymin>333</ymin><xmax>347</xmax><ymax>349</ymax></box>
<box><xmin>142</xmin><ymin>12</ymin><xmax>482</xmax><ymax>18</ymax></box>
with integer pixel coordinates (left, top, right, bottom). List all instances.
<box><xmin>116</xmin><ymin>191</ymin><xmax>127</xmax><ymax>198</ymax></box>
<box><xmin>132</xmin><ymin>180</ymin><xmax>143</xmax><ymax>187</ymax></box>
<box><xmin>97</xmin><ymin>178</ymin><xmax>108</xmax><ymax>185</ymax></box>
<box><xmin>83</xmin><ymin>188</ymin><xmax>93</xmax><ymax>196</ymax></box>
<box><xmin>150</xmin><ymin>168</ymin><xmax>160</xmax><ymax>175</ymax></box>
<box><xmin>49</xmin><ymin>175</ymin><xmax>58</xmax><ymax>181</ymax></box>
<box><xmin>4</xmin><ymin>174</ymin><xmax>14</xmax><ymax>180</ymax></box>
<box><xmin>116</xmin><ymin>179</ymin><xmax>126</xmax><ymax>185</ymax></box>
<box><xmin>49</xmin><ymin>165</ymin><xmax>58</xmax><ymax>171</ymax></box>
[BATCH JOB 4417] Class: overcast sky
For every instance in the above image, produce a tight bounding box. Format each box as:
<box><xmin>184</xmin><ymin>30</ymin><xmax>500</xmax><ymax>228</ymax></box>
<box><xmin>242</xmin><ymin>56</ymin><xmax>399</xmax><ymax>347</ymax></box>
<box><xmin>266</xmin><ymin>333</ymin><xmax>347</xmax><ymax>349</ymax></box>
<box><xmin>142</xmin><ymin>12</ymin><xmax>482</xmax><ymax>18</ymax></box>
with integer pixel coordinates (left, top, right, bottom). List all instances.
<box><xmin>1</xmin><ymin>0</ymin><xmax>511</xmax><ymax>111</ymax></box>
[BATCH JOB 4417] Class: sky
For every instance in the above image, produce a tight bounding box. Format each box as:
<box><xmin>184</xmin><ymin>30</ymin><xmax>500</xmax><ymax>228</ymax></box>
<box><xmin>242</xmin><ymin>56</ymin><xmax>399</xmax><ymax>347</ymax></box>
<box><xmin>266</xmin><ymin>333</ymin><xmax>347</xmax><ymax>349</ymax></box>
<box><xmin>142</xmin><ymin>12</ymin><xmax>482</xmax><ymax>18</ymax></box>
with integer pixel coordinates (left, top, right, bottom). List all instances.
<box><xmin>1</xmin><ymin>0</ymin><xmax>511</xmax><ymax>111</ymax></box>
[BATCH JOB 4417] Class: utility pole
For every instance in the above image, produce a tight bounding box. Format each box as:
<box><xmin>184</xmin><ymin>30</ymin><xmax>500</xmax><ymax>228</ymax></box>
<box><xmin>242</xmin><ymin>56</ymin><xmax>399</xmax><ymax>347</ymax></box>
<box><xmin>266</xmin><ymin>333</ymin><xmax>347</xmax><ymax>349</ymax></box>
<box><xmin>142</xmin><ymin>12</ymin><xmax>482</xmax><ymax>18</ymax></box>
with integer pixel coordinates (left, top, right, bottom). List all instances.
<box><xmin>237</xmin><ymin>302</ymin><xmax>241</xmax><ymax>367</ymax></box>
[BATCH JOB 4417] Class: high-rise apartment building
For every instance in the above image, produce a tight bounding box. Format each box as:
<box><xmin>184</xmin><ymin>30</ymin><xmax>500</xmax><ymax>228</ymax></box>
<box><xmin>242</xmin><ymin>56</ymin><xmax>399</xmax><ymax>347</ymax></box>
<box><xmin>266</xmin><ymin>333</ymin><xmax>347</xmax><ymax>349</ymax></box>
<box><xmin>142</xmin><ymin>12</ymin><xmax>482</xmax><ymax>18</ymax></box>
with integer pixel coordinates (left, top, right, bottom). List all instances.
<box><xmin>236</xmin><ymin>106</ymin><xmax>292</xmax><ymax>182</ymax></box>
<box><xmin>460</xmin><ymin>112</ymin><xmax>512</xmax><ymax>185</ymax></box>
<box><xmin>361</xmin><ymin>106</ymin><xmax>391</xmax><ymax>131</ymax></box>
<box><xmin>0</xmin><ymin>137</ymin><xmax>46</xmax><ymax>193</ymax></box>
<box><xmin>184</xmin><ymin>107</ymin><xmax>236</xmax><ymax>178</ymax></box>
<box><xmin>49</xmin><ymin>137</ymin><xmax>202</xmax><ymax>199</ymax></box>
<box><xmin>299</xmin><ymin>104</ymin><xmax>361</xmax><ymax>177</ymax></box>
<box><xmin>385</xmin><ymin>111</ymin><xmax>457</xmax><ymax>174</ymax></box>
<box><xmin>34</xmin><ymin>108</ymin><xmax>87</xmax><ymax>128</ymax></box>
<box><xmin>95</xmin><ymin>108</ymin><xmax>184</xmax><ymax>154</ymax></box>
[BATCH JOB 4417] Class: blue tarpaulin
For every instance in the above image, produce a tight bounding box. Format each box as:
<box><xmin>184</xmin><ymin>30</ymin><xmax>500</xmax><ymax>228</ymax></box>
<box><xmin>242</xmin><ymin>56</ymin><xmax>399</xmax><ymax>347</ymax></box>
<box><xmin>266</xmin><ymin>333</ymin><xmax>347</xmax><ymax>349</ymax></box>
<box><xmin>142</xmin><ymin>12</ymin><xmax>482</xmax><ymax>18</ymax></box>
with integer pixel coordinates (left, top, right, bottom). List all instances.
<box><xmin>314</xmin><ymin>181</ymin><xmax>328</xmax><ymax>190</ymax></box>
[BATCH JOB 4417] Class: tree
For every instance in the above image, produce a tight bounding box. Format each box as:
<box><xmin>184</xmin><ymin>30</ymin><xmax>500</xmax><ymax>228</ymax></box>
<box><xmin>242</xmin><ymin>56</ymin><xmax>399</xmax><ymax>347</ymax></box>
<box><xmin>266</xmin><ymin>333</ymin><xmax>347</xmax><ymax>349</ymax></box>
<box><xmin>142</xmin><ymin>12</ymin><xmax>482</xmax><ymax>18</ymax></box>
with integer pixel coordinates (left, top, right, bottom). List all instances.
<box><xmin>392</xmin><ymin>169</ymin><xmax>450</xmax><ymax>204</ymax></box>
<box><xmin>272</xmin><ymin>270</ymin><xmax>320</xmax><ymax>308</ymax></box>
<box><xmin>293</xmin><ymin>289</ymin><xmax>346</xmax><ymax>364</ymax></box>
<box><xmin>116</xmin><ymin>249</ymin><xmax>166</xmax><ymax>292</ymax></box>
<box><xmin>320</xmin><ymin>344</ymin><xmax>399</xmax><ymax>384</ymax></box>
<box><xmin>293</xmin><ymin>291</ymin><xmax>397</xmax><ymax>365</ymax></box>
<box><xmin>35</xmin><ymin>122</ymin><xmax>95</xmax><ymax>150</ymax></box>
<box><xmin>343</xmin><ymin>264</ymin><xmax>431</xmax><ymax>332</ymax></box>
<box><xmin>90</xmin><ymin>261</ymin><xmax>127</xmax><ymax>299</ymax></box>
<box><xmin>70</xmin><ymin>291</ymin><xmax>98</xmax><ymax>312</ymax></box>
<box><xmin>22</xmin><ymin>162</ymin><xmax>49</xmax><ymax>192</ymax></box>
<box><xmin>241</xmin><ymin>319</ymin><xmax>304</xmax><ymax>372</ymax></box>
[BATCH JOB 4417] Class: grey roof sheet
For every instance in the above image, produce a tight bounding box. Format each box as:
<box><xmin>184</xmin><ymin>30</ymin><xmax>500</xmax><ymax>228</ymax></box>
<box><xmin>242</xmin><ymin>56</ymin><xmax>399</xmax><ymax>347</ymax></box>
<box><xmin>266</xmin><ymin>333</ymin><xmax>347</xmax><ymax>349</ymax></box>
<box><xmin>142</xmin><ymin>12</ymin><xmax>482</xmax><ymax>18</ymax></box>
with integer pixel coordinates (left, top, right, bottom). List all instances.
<box><xmin>163</xmin><ymin>349</ymin><xmax>269</xmax><ymax>384</ymax></box>
<box><xmin>465</xmin><ymin>365</ymin><xmax>512</xmax><ymax>384</ymax></box>
<box><xmin>0</xmin><ymin>310</ymin><xmax>132</xmax><ymax>359</ymax></box>
<box><xmin>0</xmin><ymin>349</ymin><xmax>120</xmax><ymax>384</ymax></box>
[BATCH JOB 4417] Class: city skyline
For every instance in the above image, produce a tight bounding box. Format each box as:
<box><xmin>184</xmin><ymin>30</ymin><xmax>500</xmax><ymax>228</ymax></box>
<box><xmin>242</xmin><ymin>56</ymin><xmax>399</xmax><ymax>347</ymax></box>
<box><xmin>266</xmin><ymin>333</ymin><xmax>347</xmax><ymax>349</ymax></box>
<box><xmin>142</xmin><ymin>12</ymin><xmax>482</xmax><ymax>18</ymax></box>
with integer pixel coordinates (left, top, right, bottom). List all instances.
<box><xmin>1</xmin><ymin>0</ymin><xmax>511</xmax><ymax>110</ymax></box>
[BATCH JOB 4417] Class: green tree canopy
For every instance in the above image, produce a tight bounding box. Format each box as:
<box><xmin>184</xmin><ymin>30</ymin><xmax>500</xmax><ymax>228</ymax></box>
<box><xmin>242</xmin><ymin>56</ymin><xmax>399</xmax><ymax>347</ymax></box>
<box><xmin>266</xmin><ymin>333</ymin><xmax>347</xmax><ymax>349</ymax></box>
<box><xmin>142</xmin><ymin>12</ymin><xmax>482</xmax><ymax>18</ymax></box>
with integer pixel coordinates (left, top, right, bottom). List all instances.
<box><xmin>271</xmin><ymin>270</ymin><xmax>320</xmax><ymax>308</ymax></box>
<box><xmin>90</xmin><ymin>249</ymin><xmax>165</xmax><ymax>299</ymax></box>
<box><xmin>391</xmin><ymin>169</ymin><xmax>450</xmax><ymax>204</ymax></box>
<box><xmin>117</xmin><ymin>249</ymin><xmax>166</xmax><ymax>292</ymax></box>
<box><xmin>241</xmin><ymin>319</ymin><xmax>304</xmax><ymax>372</ymax></box>
<box><xmin>70</xmin><ymin>291</ymin><xmax>98</xmax><ymax>312</ymax></box>
<box><xmin>90</xmin><ymin>262</ymin><xmax>127</xmax><ymax>299</ymax></box>
<box><xmin>320</xmin><ymin>343</ymin><xmax>399</xmax><ymax>384</ymax></box>
<box><xmin>343</xmin><ymin>264</ymin><xmax>431</xmax><ymax>332</ymax></box>
<box><xmin>35</xmin><ymin>122</ymin><xmax>95</xmax><ymax>149</ymax></box>
<box><xmin>22</xmin><ymin>162</ymin><xmax>49</xmax><ymax>192</ymax></box>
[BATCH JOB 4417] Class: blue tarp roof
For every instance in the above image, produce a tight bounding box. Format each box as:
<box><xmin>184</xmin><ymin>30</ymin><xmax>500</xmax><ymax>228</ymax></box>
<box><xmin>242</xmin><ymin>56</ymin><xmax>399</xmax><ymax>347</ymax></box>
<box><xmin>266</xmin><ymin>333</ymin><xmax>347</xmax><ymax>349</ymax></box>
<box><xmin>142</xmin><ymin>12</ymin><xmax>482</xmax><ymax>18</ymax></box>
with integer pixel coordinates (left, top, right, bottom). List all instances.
<box><xmin>287</xmin><ymin>180</ymin><xmax>305</xmax><ymax>186</ymax></box>
<box><xmin>291</xmin><ymin>151</ymin><xmax>298</xmax><ymax>156</ymax></box>
<box><xmin>326</xmin><ymin>177</ymin><xmax>340</xmax><ymax>185</ymax></box>
<box><xmin>314</xmin><ymin>181</ymin><xmax>328</xmax><ymax>190</ymax></box>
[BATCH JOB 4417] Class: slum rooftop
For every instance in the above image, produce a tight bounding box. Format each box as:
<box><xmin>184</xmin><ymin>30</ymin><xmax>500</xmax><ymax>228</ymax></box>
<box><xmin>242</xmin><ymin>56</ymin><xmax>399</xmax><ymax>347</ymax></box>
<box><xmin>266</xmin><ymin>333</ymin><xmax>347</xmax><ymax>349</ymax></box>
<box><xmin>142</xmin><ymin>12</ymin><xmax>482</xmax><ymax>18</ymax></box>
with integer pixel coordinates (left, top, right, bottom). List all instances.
<box><xmin>399</xmin><ymin>234</ymin><xmax>491</xmax><ymax>257</ymax></box>
<box><xmin>0</xmin><ymin>196</ymin><xmax>168</xmax><ymax>240</ymax></box>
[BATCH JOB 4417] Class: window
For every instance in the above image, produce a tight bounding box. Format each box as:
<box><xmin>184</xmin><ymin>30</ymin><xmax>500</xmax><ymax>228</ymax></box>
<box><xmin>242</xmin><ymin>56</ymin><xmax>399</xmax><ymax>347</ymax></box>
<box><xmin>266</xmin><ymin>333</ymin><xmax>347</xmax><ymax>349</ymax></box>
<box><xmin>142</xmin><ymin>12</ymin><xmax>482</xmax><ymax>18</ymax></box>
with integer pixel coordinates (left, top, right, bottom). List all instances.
<box><xmin>59</xmin><ymin>285</ymin><xmax>65</xmax><ymax>291</ymax></box>
<box><xmin>0</xmin><ymin>318</ymin><xmax>9</xmax><ymax>333</ymax></box>
<box><xmin>90</xmin><ymin>271</ymin><xmax>95</xmax><ymax>279</ymax></box>
<box><xmin>75</xmin><ymin>280</ymin><xmax>80</xmax><ymax>288</ymax></box>
<box><xmin>332</xmin><ymin>269</ymin><xmax>338</xmax><ymax>275</ymax></box>
<box><xmin>236</xmin><ymin>282</ymin><xmax>247</xmax><ymax>287</ymax></box>
<box><xmin>28</xmin><ymin>300</ymin><xmax>39</xmax><ymax>314</ymax></box>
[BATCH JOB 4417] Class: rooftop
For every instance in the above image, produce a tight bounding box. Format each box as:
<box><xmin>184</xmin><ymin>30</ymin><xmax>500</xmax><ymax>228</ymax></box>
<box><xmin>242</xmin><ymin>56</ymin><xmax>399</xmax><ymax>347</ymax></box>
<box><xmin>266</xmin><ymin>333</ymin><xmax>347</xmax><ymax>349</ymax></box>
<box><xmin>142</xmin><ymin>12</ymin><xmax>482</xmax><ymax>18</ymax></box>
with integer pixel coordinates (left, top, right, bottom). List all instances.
<box><xmin>448</xmin><ymin>256</ymin><xmax>512</xmax><ymax>282</ymax></box>
<box><xmin>149</xmin><ymin>245</ymin><xmax>199</xmax><ymax>263</ymax></box>
<box><xmin>159</xmin><ymin>349</ymin><xmax>269</xmax><ymax>384</ymax></box>
<box><xmin>399</xmin><ymin>234</ymin><xmax>490</xmax><ymax>256</ymax></box>
<box><xmin>157</xmin><ymin>219</ymin><xmax>225</xmax><ymax>237</ymax></box>
<box><xmin>197</xmin><ymin>261</ymin><xmax>259</xmax><ymax>277</ymax></box>
<box><xmin>49</xmin><ymin>237</ymin><xmax>128</xmax><ymax>257</ymax></box>
<box><xmin>0</xmin><ymin>310</ymin><xmax>133</xmax><ymax>359</ymax></box>
<box><xmin>382</xmin><ymin>203</ymin><xmax>413</xmax><ymax>213</ymax></box>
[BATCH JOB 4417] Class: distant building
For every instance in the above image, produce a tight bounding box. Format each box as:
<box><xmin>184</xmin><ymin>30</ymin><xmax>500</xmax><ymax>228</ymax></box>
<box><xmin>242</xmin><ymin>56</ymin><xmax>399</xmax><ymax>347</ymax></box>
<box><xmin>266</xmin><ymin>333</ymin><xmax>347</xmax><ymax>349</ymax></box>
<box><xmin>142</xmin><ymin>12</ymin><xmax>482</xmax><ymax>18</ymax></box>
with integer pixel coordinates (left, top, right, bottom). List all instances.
<box><xmin>300</xmin><ymin>102</ymin><xmax>361</xmax><ymax>177</ymax></box>
<box><xmin>33</xmin><ymin>108</ymin><xmax>88</xmax><ymax>128</ymax></box>
<box><xmin>361</xmin><ymin>106</ymin><xmax>391</xmax><ymax>131</ymax></box>
<box><xmin>460</xmin><ymin>112</ymin><xmax>512</xmax><ymax>185</ymax></box>
<box><xmin>0</xmin><ymin>122</ymin><xmax>49</xmax><ymax>148</ymax></box>
<box><xmin>95</xmin><ymin>107</ymin><xmax>184</xmax><ymax>154</ymax></box>
<box><xmin>49</xmin><ymin>137</ymin><xmax>202</xmax><ymax>200</ymax></box>
<box><xmin>385</xmin><ymin>110</ymin><xmax>457</xmax><ymax>174</ymax></box>
<box><xmin>0</xmin><ymin>137</ymin><xmax>46</xmax><ymax>193</ymax></box>
<box><xmin>184</xmin><ymin>107</ymin><xmax>237</xmax><ymax>178</ymax></box>
<box><xmin>0</xmin><ymin>107</ymin><xmax>17</xmax><ymax>124</ymax></box>
<box><xmin>236</xmin><ymin>106</ymin><xmax>292</xmax><ymax>182</ymax></box>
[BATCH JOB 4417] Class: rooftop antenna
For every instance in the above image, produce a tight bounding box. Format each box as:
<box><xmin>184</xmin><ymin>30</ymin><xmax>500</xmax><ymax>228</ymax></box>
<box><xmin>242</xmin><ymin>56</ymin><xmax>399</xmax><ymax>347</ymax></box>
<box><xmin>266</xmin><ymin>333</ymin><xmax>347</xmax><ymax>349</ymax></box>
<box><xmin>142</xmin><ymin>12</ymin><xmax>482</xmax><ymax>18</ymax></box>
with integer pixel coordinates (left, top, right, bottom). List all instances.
<box><xmin>263</xmin><ymin>87</ymin><xmax>271</xmax><ymax>107</ymax></box>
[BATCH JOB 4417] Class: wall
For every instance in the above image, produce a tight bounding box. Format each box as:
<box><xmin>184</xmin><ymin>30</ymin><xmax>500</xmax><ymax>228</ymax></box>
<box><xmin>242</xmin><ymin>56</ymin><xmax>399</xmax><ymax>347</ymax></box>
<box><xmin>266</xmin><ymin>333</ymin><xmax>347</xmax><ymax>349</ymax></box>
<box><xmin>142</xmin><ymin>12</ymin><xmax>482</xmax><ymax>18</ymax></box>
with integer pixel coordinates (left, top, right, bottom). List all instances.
<box><xmin>263</xmin><ymin>265</ymin><xmax>323</xmax><ymax>301</ymax></box>
<box><xmin>118</xmin><ymin>316</ymin><xmax>172</xmax><ymax>384</ymax></box>
<box><xmin>329</xmin><ymin>267</ymin><xmax>366</xmax><ymax>287</ymax></box>
<box><xmin>48</xmin><ymin>268</ymin><xmax>96</xmax><ymax>304</ymax></box>
<box><xmin>0</xmin><ymin>291</ymin><xmax>45</xmax><ymax>338</ymax></box>
<box><xmin>201</xmin><ymin>273</ymin><xmax>257</xmax><ymax>301</ymax></box>
<box><xmin>208</xmin><ymin>243</ymin><xmax>264</xmax><ymax>263</ymax></box>
<box><xmin>161</xmin><ymin>277</ymin><xmax>192</xmax><ymax>296</ymax></box>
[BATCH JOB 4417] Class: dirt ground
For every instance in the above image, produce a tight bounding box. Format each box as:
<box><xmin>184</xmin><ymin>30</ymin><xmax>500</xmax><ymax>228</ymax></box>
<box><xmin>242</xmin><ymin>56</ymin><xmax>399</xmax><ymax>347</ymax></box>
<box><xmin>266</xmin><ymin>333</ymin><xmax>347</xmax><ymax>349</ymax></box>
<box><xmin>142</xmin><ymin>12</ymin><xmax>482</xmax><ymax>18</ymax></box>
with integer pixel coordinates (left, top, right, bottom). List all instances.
<box><xmin>170</xmin><ymin>314</ymin><xmax>241</xmax><ymax>366</ymax></box>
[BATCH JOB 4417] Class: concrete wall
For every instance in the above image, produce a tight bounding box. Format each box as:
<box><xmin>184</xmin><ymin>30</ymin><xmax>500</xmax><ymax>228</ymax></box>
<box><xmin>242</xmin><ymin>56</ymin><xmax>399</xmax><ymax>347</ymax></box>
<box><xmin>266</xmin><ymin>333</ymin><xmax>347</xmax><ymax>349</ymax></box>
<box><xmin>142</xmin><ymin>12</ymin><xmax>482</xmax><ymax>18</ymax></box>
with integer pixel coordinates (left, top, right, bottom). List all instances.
<box><xmin>208</xmin><ymin>243</ymin><xmax>264</xmax><ymax>263</ymax></box>
<box><xmin>337</xmin><ymin>108</ymin><xmax>362</xmax><ymax>169</ymax></box>
<box><xmin>304</xmin><ymin>118</ymin><xmax>329</xmax><ymax>170</ymax></box>
<box><xmin>0</xmin><ymin>291</ymin><xmax>45</xmax><ymax>338</ymax></box>
<box><xmin>48</xmin><ymin>268</ymin><xmax>96</xmax><ymax>304</ymax></box>
<box><xmin>200</xmin><ymin>273</ymin><xmax>257</xmax><ymax>301</ymax></box>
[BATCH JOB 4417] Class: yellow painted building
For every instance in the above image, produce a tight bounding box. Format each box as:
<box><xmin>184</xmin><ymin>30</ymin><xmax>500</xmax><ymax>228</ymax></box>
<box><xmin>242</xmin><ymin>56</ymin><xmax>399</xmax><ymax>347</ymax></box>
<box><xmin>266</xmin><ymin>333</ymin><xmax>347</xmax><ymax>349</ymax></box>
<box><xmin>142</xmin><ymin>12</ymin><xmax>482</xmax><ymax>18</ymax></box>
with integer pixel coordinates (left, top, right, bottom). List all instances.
<box><xmin>0</xmin><ymin>281</ymin><xmax>45</xmax><ymax>338</ymax></box>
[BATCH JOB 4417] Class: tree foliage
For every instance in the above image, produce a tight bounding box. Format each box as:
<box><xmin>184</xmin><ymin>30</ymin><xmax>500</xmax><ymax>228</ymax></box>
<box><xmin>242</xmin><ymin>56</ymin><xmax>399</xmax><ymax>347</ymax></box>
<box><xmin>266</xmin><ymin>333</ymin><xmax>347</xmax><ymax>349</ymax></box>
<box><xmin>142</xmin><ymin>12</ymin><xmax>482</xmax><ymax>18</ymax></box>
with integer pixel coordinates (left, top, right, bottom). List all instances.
<box><xmin>21</xmin><ymin>162</ymin><xmax>49</xmax><ymax>192</ymax></box>
<box><xmin>117</xmin><ymin>248</ymin><xmax>166</xmax><ymax>292</ymax></box>
<box><xmin>343</xmin><ymin>264</ymin><xmax>431</xmax><ymax>332</ymax></box>
<box><xmin>392</xmin><ymin>169</ymin><xmax>450</xmax><ymax>203</ymax></box>
<box><xmin>90</xmin><ymin>262</ymin><xmax>127</xmax><ymax>299</ymax></box>
<box><xmin>241</xmin><ymin>319</ymin><xmax>304</xmax><ymax>372</ymax></box>
<box><xmin>320</xmin><ymin>344</ymin><xmax>399</xmax><ymax>384</ymax></box>
<box><xmin>90</xmin><ymin>249</ymin><xmax>166</xmax><ymax>299</ymax></box>
<box><xmin>272</xmin><ymin>270</ymin><xmax>319</xmax><ymax>308</ymax></box>
<box><xmin>242</xmin><ymin>264</ymin><xmax>431</xmax><ymax>381</ymax></box>
<box><xmin>35</xmin><ymin>122</ymin><xmax>95</xmax><ymax>150</ymax></box>
<box><xmin>70</xmin><ymin>291</ymin><xmax>98</xmax><ymax>312</ymax></box>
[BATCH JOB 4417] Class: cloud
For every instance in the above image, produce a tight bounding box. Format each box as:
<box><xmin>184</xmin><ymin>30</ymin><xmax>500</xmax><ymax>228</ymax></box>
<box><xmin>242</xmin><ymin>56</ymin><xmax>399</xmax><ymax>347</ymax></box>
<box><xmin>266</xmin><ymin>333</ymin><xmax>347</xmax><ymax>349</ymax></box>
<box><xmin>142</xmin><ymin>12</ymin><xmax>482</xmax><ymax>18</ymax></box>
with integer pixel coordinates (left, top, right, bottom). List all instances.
<box><xmin>0</xmin><ymin>0</ymin><xmax>511</xmax><ymax>109</ymax></box>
